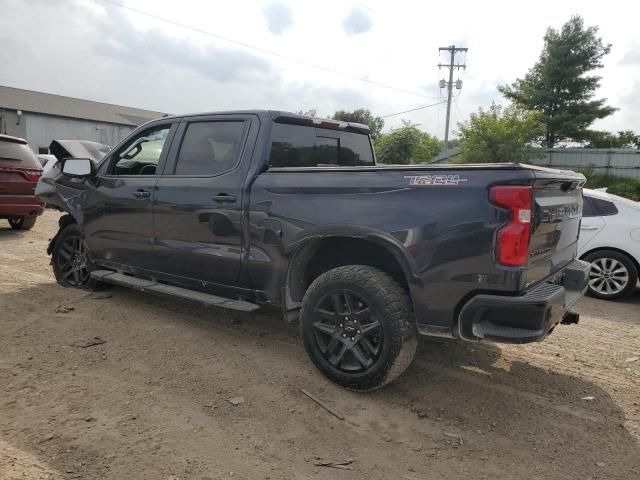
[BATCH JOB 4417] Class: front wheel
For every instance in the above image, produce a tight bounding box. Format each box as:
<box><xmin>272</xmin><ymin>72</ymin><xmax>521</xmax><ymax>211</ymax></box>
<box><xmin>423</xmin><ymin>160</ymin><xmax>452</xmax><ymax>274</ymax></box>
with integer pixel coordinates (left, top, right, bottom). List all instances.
<box><xmin>52</xmin><ymin>223</ymin><xmax>103</xmax><ymax>290</ymax></box>
<box><xmin>300</xmin><ymin>265</ymin><xmax>417</xmax><ymax>391</ymax></box>
<box><xmin>584</xmin><ymin>250</ymin><xmax>638</xmax><ymax>300</ymax></box>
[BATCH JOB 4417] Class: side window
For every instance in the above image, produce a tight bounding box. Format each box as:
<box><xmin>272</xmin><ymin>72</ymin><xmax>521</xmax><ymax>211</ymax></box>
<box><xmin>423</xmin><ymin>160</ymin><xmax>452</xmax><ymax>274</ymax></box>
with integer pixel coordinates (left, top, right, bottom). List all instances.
<box><xmin>174</xmin><ymin>121</ymin><xmax>246</xmax><ymax>176</ymax></box>
<box><xmin>268</xmin><ymin>123</ymin><xmax>374</xmax><ymax>168</ymax></box>
<box><xmin>582</xmin><ymin>196</ymin><xmax>598</xmax><ymax>217</ymax></box>
<box><xmin>110</xmin><ymin>125</ymin><xmax>171</xmax><ymax>175</ymax></box>
<box><xmin>592</xmin><ymin>197</ymin><xmax>618</xmax><ymax>216</ymax></box>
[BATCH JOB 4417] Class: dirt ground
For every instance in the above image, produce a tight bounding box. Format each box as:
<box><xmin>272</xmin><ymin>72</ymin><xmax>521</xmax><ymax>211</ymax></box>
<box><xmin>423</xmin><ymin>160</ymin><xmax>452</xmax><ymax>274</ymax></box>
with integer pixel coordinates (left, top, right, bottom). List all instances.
<box><xmin>1</xmin><ymin>211</ymin><xmax>639</xmax><ymax>480</ymax></box>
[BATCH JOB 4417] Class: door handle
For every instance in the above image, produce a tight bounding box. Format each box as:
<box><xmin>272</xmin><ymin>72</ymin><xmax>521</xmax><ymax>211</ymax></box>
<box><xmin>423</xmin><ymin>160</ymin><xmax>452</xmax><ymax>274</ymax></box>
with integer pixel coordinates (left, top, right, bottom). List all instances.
<box><xmin>133</xmin><ymin>189</ymin><xmax>151</xmax><ymax>199</ymax></box>
<box><xmin>580</xmin><ymin>226</ymin><xmax>600</xmax><ymax>231</ymax></box>
<box><xmin>212</xmin><ymin>193</ymin><xmax>237</xmax><ymax>203</ymax></box>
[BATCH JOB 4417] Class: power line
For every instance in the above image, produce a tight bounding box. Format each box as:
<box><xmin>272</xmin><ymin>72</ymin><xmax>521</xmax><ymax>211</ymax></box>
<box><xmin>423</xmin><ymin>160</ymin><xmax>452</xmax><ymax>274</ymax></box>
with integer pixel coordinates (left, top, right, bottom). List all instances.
<box><xmin>94</xmin><ymin>0</ymin><xmax>437</xmax><ymax>99</ymax></box>
<box><xmin>380</xmin><ymin>101</ymin><xmax>446</xmax><ymax>118</ymax></box>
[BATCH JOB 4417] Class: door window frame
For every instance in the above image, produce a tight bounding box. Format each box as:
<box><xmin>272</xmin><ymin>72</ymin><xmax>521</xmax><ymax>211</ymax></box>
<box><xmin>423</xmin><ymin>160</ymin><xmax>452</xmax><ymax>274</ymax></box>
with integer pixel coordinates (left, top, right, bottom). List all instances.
<box><xmin>162</xmin><ymin>115</ymin><xmax>252</xmax><ymax>178</ymax></box>
<box><xmin>98</xmin><ymin>121</ymin><xmax>179</xmax><ymax>178</ymax></box>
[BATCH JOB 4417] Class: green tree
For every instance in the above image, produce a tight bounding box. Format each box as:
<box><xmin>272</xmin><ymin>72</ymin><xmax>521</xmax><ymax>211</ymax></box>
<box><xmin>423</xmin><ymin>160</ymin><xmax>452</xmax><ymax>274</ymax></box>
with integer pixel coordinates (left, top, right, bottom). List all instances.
<box><xmin>583</xmin><ymin>130</ymin><xmax>640</xmax><ymax>149</ymax></box>
<box><xmin>374</xmin><ymin>121</ymin><xmax>441</xmax><ymax>164</ymax></box>
<box><xmin>456</xmin><ymin>103</ymin><xmax>544</xmax><ymax>163</ymax></box>
<box><xmin>499</xmin><ymin>15</ymin><xmax>615</xmax><ymax>147</ymax></box>
<box><xmin>332</xmin><ymin>108</ymin><xmax>384</xmax><ymax>139</ymax></box>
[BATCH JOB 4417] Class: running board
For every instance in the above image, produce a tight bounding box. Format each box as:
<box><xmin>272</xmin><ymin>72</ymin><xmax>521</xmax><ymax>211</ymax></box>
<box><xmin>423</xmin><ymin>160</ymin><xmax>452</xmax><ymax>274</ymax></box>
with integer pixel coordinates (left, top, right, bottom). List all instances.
<box><xmin>90</xmin><ymin>270</ymin><xmax>260</xmax><ymax>312</ymax></box>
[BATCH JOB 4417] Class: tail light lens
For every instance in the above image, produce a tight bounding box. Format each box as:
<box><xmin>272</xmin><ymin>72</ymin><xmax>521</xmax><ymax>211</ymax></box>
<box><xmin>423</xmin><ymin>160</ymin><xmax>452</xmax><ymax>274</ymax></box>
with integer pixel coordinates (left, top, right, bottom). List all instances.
<box><xmin>0</xmin><ymin>166</ymin><xmax>42</xmax><ymax>182</ymax></box>
<box><xmin>23</xmin><ymin>169</ymin><xmax>42</xmax><ymax>182</ymax></box>
<box><xmin>490</xmin><ymin>185</ymin><xmax>532</xmax><ymax>267</ymax></box>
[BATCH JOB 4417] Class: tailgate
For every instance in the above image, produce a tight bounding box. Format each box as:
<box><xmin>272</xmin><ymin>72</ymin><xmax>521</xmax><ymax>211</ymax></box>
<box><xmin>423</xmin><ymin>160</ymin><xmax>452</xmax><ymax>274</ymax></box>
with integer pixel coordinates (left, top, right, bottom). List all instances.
<box><xmin>523</xmin><ymin>169</ymin><xmax>584</xmax><ymax>288</ymax></box>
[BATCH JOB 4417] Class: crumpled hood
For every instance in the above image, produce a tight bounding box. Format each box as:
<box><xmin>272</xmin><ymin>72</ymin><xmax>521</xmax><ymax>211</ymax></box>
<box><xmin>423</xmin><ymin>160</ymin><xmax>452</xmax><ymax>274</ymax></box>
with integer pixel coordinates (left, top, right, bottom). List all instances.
<box><xmin>35</xmin><ymin>140</ymin><xmax>110</xmax><ymax>211</ymax></box>
<box><xmin>49</xmin><ymin>140</ymin><xmax>111</xmax><ymax>163</ymax></box>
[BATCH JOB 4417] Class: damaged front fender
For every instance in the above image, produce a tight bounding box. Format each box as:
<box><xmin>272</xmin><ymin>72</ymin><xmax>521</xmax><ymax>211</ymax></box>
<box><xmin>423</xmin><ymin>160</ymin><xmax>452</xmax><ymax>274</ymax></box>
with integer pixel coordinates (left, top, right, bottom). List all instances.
<box><xmin>36</xmin><ymin>139</ymin><xmax>108</xmax><ymax>253</ymax></box>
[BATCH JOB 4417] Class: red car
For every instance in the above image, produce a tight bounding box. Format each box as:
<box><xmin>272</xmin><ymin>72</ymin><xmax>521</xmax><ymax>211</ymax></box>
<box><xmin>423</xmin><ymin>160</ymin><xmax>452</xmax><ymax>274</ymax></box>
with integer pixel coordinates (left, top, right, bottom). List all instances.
<box><xmin>0</xmin><ymin>134</ymin><xmax>44</xmax><ymax>230</ymax></box>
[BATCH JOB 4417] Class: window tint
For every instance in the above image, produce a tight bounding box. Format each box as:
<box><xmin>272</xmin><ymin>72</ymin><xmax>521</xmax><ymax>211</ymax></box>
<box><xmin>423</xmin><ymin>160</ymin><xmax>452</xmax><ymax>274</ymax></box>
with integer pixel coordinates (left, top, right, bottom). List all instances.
<box><xmin>0</xmin><ymin>140</ymin><xmax>40</xmax><ymax>169</ymax></box>
<box><xmin>268</xmin><ymin>123</ymin><xmax>374</xmax><ymax>168</ymax></box>
<box><xmin>592</xmin><ymin>197</ymin><xmax>618</xmax><ymax>216</ymax></box>
<box><xmin>582</xmin><ymin>195</ymin><xmax>619</xmax><ymax>217</ymax></box>
<box><xmin>582</xmin><ymin>196</ymin><xmax>598</xmax><ymax>217</ymax></box>
<box><xmin>339</xmin><ymin>130</ymin><xmax>375</xmax><ymax>166</ymax></box>
<box><xmin>111</xmin><ymin>126</ymin><xmax>170</xmax><ymax>175</ymax></box>
<box><xmin>175</xmin><ymin>121</ymin><xmax>246</xmax><ymax>176</ymax></box>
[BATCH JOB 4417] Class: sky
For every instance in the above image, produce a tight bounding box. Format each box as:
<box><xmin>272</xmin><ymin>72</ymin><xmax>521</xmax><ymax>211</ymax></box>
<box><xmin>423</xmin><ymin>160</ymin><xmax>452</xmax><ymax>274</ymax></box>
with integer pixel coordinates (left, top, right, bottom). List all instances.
<box><xmin>1</xmin><ymin>0</ymin><xmax>640</xmax><ymax>139</ymax></box>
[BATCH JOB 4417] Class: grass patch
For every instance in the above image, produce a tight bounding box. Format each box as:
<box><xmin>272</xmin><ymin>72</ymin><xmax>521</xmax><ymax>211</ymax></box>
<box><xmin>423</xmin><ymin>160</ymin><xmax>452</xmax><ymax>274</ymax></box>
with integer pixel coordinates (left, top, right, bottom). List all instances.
<box><xmin>580</xmin><ymin>169</ymin><xmax>640</xmax><ymax>201</ymax></box>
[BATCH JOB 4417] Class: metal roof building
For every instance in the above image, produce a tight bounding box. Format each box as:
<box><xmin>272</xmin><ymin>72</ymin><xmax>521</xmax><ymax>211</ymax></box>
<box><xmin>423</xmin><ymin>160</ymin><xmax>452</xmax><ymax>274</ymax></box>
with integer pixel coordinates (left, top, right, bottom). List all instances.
<box><xmin>0</xmin><ymin>86</ymin><xmax>166</xmax><ymax>154</ymax></box>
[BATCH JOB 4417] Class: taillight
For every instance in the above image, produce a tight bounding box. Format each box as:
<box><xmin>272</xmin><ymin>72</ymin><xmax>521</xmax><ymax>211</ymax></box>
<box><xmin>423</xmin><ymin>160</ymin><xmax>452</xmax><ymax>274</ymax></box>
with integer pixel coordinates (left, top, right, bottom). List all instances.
<box><xmin>489</xmin><ymin>185</ymin><xmax>532</xmax><ymax>267</ymax></box>
<box><xmin>24</xmin><ymin>169</ymin><xmax>42</xmax><ymax>182</ymax></box>
<box><xmin>0</xmin><ymin>166</ymin><xmax>42</xmax><ymax>182</ymax></box>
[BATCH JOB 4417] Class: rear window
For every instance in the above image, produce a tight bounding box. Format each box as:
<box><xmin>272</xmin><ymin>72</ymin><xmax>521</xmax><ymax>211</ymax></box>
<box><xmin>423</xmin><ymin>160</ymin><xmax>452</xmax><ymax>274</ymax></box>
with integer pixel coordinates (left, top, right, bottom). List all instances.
<box><xmin>0</xmin><ymin>141</ymin><xmax>40</xmax><ymax>169</ymax></box>
<box><xmin>268</xmin><ymin>123</ymin><xmax>374</xmax><ymax>168</ymax></box>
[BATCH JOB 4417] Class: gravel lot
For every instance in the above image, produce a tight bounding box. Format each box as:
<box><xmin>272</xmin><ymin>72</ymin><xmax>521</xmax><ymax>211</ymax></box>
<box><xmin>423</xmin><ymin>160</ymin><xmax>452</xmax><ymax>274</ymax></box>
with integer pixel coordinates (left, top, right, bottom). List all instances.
<box><xmin>1</xmin><ymin>211</ymin><xmax>639</xmax><ymax>480</ymax></box>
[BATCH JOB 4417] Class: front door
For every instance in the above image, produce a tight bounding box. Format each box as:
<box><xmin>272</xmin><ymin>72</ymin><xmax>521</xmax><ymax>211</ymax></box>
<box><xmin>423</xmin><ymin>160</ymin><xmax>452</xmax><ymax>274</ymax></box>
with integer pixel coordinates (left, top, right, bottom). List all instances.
<box><xmin>83</xmin><ymin>122</ymin><xmax>177</xmax><ymax>270</ymax></box>
<box><xmin>152</xmin><ymin>116</ymin><xmax>255</xmax><ymax>289</ymax></box>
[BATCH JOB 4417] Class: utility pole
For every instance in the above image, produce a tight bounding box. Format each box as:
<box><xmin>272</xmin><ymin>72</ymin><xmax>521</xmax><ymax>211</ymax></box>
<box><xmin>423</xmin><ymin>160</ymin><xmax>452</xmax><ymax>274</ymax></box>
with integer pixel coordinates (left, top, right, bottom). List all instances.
<box><xmin>438</xmin><ymin>45</ymin><xmax>467</xmax><ymax>151</ymax></box>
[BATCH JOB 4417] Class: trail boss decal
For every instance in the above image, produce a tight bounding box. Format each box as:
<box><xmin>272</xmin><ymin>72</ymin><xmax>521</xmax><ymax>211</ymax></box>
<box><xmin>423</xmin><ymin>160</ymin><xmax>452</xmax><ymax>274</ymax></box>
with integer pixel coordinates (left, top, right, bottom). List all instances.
<box><xmin>405</xmin><ymin>174</ymin><xmax>468</xmax><ymax>186</ymax></box>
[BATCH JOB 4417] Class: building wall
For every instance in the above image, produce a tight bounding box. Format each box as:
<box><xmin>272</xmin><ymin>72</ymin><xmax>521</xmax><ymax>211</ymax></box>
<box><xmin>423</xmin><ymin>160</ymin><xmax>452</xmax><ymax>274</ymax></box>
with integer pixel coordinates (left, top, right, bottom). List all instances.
<box><xmin>24</xmin><ymin>113</ymin><xmax>135</xmax><ymax>153</ymax></box>
<box><xmin>0</xmin><ymin>109</ymin><xmax>27</xmax><ymax>140</ymax></box>
<box><xmin>0</xmin><ymin>110</ymin><xmax>135</xmax><ymax>153</ymax></box>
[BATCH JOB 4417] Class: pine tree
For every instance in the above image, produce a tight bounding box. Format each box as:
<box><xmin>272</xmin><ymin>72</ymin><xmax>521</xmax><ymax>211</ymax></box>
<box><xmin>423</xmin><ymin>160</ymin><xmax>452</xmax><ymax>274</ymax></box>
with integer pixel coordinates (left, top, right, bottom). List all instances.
<box><xmin>499</xmin><ymin>16</ymin><xmax>616</xmax><ymax>147</ymax></box>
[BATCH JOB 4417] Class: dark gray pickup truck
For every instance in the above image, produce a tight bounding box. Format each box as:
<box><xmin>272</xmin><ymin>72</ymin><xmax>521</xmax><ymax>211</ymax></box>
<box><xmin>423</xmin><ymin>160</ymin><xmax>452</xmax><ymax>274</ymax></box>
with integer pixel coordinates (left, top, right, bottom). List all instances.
<box><xmin>36</xmin><ymin>110</ymin><xmax>590</xmax><ymax>390</ymax></box>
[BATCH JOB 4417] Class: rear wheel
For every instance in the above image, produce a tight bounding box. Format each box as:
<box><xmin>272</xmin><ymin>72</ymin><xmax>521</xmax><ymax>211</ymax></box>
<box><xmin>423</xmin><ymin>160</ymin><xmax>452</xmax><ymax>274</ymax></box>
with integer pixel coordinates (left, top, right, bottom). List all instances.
<box><xmin>584</xmin><ymin>250</ymin><xmax>638</xmax><ymax>300</ymax></box>
<box><xmin>52</xmin><ymin>223</ymin><xmax>103</xmax><ymax>290</ymax></box>
<box><xmin>8</xmin><ymin>216</ymin><xmax>37</xmax><ymax>230</ymax></box>
<box><xmin>300</xmin><ymin>265</ymin><xmax>417</xmax><ymax>391</ymax></box>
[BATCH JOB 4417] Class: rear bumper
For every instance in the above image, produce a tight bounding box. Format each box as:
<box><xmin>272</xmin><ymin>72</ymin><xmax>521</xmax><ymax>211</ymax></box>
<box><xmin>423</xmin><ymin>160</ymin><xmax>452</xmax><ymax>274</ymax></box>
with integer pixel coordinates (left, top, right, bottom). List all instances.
<box><xmin>0</xmin><ymin>195</ymin><xmax>45</xmax><ymax>218</ymax></box>
<box><xmin>457</xmin><ymin>259</ymin><xmax>590</xmax><ymax>343</ymax></box>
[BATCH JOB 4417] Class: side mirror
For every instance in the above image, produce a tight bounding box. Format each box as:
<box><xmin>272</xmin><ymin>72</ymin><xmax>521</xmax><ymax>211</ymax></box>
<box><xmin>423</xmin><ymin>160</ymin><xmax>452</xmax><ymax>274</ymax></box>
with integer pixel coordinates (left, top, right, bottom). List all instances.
<box><xmin>61</xmin><ymin>158</ymin><xmax>94</xmax><ymax>177</ymax></box>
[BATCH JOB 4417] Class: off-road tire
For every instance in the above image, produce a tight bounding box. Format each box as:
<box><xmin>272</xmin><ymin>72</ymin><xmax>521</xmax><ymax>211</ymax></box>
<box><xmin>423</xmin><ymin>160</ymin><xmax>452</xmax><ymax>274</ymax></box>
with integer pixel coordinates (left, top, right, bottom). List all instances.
<box><xmin>300</xmin><ymin>265</ymin><xmax>417</xmax><ymax>391</ymax></box>
<box><xmin>52</xmin><ymin>223</ymin><xmax>104</xmax><ymax>291</ymax></box>
<box><xmin>584</xmin><ymin>249</ymin><xmax>638</xmax><ymax>300</ymax></box>
<box><xmin>8</xmin><ymin>216</ymin><xmax>37</xmax><ymax>230</ymax></box>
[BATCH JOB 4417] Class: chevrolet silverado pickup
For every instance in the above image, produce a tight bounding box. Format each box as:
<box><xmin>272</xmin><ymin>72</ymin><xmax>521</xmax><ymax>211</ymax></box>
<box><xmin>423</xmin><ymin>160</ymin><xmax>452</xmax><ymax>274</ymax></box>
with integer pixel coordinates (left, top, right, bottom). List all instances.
<box><xmin>36</xmin><ymin>110</ymin><xmax>590</xmax><ymax>390</ymax></box>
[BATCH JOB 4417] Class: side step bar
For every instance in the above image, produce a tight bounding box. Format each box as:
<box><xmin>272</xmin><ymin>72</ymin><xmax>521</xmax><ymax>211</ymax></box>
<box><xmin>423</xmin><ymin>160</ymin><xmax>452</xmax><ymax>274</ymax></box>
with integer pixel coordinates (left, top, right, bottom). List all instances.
<box><xmin>90</xmin><ymin>270</ymin><xmax>260</xmax><ymax>312</ymax></box>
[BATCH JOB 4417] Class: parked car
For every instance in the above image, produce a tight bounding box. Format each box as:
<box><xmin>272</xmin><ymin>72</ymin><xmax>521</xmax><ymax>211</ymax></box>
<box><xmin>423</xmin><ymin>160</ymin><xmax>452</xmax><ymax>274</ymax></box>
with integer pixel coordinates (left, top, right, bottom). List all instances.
<box><xmin>0</xmin><ymin>134</ymin><xmax>43</xmax><ymax>230</ymax></box>
<box><xmin>36</xmin><ymin>110</ymin><xmax>589</xmax><ymax>390</ymax></box>
<box><xmin>37</xmin><ymin>154</ymin><xmax>59</xmax><ymax>175</ymax></box>
<box><xmin>578</xmin><ymin>188</ymin><xmax>640</xmax><ymax>300</ymax></box>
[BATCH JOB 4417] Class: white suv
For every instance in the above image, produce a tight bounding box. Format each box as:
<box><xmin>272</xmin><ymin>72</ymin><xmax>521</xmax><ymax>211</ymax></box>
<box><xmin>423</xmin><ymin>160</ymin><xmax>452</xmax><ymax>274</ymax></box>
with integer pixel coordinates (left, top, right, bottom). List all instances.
<box><xmin>578</xmin><ymin>189</ymin><xmax>640</xmax><ymax>300</ymax></box>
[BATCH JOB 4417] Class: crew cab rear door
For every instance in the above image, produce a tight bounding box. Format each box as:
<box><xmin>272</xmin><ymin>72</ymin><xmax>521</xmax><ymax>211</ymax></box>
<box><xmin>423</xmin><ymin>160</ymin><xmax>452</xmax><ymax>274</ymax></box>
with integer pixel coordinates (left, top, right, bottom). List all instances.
<box><xmin>152</xmin><ymin>114</ymin><xmax>258</xmax><ymax>290</ymax></box>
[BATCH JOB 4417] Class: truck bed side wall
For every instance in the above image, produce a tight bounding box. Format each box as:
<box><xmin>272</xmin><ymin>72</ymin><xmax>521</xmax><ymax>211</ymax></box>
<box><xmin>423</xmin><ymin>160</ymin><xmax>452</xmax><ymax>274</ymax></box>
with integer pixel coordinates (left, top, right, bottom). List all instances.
<box><xmin>247</xmin><ymin>169</ymin><xmax>535</xmax><ymax>331</ymax></box>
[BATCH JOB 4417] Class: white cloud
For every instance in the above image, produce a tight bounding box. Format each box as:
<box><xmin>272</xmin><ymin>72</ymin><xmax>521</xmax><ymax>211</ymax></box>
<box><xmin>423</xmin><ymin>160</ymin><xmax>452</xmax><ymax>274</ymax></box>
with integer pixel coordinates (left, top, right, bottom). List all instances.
<box><xmin>1</xmin><ymin>0</ymin><xmax>639</xmax><ymax>136</ymax></box>
<box><xmin>262</xmin><ymin>2</ymin><xmax>293</xmax><ymax>35</ymax></box>
<box><xmin>342</xmin><ymin>7</ymin><xmax>373</xmax><ymax>35</ymax></box>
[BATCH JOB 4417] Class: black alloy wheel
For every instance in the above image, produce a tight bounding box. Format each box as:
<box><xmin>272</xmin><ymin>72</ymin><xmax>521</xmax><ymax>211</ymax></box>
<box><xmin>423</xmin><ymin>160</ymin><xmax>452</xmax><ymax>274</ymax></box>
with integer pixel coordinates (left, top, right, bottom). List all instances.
<box><xmin>311</xmin><ymin>290</ymin><xmax>382</xmax><ymax>372</ymax></box>
<box><xmin>300</xmin><ymin>265</ymin><xmax>417</xmax><ymax>391</ymax></box>
<box><xmin>56</xmin><ymin>234</ymin><xmax>90</xmax><ymax>287</ymax></box>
